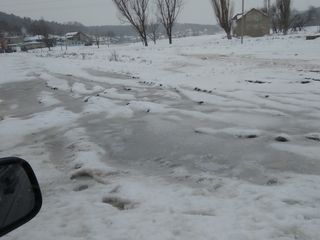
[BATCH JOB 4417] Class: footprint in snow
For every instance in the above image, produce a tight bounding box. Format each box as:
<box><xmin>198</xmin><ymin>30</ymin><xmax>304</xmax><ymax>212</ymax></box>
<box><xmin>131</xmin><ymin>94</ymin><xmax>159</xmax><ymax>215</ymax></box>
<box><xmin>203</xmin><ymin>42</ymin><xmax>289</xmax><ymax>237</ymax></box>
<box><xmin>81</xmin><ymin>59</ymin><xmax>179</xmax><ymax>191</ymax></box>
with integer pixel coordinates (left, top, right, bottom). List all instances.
<box><xmin>73</xmin><ymin>184</ymin><xmax>89</xmax><ymax>192</ymax></box>
<box><xmin>194</xmin><ymin>87</ymin><xmax>213</xmax><ymax>93</ymax></box>
<box><xmin>275</xmin><ymin>135</ymin><xmax>290</xmax><ymax>142</ymax></box>
<box><xmin>102</xmin><ymin>197</ymin><xmax>137</xmax><ymax>210</ymax></box>
<box><xmin>305</xmin><ymin>133</ymin><xmax>320</xmax><ymax>142</ymax></box>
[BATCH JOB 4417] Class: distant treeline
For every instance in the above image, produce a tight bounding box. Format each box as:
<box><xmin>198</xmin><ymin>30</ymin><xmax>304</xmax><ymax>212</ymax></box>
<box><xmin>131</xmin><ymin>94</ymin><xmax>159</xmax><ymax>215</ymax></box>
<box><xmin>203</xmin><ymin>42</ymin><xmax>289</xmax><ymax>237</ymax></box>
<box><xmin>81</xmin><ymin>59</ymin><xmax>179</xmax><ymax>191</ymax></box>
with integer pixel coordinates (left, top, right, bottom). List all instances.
<box><xmin>0</xmin><ymin>11</ymin><xmax>135</xmax><ymax>36</ymax></box>
<box><xmin>303</xmin><ymin>7</ymin><xmax>320</xmax><ymax>26</ymax></box>
<box><xmin>0</xmin><ymin>11</ymin><xmax>219</xmax><ymax>37</ymax></box>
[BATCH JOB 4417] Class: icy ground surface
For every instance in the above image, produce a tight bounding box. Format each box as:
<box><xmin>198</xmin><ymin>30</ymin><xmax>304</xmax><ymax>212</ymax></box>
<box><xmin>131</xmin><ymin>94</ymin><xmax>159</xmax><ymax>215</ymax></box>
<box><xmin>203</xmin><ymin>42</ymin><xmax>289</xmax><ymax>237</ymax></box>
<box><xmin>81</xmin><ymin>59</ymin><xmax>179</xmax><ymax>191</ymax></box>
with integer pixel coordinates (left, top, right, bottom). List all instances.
<box><xmin>1</xmin><ymin>32</ymin><xmax>320</xmax><ymax>240</ymax></box>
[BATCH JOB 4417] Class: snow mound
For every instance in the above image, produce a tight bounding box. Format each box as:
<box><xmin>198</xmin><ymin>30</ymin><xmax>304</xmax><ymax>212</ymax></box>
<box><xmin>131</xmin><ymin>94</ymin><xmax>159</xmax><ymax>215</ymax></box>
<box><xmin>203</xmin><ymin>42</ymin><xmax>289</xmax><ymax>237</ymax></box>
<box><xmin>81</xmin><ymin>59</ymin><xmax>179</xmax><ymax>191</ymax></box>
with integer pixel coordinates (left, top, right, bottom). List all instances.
<box><xmin>84</xmin><ymin>96</ymin><xmax>134</xmax><ymax>118</ymax></box>
<box><xmin>38</xmin><ymin>91</ymin><xmax>61</xmax><ymax>106</ymax></box>
<box><xmin>0</xmin><ymin>107</ymin><xmax>78</xmax><ymax>149</ymax></box>
<box><xmin>42</xmin><ymin>73</ymin><xmax>71</xmax><ymax>91</ymax></box>
<box><xmin>70</xmin><ymin>168</ymin><xmax>121</xmax><ymax>184</ymax></box>
<box><xmin>102</xmin><ymin>196</ymin><xmax>137</xmax><ymax>210</ymax></box>
<box><xmin>128</xmin><ymin>101</ymin><xmax>169</xmax><ymax>113</ymax></box>
<box><xmin>100</xmin><ymin>88</ymin><xmax>136</xmax><ymax>100</ymax></box>
<box><xmin>271</xmin><ymin>143</ymin><xmax>320</xmax><ymax>160</ymax></box>
<box><xmin>71</xmin><ymin>82</ymin><xmax>104</xmax><ymax>95</ymax></box>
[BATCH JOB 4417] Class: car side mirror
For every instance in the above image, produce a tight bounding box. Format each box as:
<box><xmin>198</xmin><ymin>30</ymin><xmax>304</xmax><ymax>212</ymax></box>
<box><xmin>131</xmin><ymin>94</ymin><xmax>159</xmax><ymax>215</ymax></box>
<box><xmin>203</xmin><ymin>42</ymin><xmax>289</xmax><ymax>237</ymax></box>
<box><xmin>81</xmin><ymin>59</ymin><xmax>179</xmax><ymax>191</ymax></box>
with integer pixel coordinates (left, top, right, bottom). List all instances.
<box><xmin>0</xmin><ymin>157</ymin><xmax>42</xmax><ymax>237</ymax></box>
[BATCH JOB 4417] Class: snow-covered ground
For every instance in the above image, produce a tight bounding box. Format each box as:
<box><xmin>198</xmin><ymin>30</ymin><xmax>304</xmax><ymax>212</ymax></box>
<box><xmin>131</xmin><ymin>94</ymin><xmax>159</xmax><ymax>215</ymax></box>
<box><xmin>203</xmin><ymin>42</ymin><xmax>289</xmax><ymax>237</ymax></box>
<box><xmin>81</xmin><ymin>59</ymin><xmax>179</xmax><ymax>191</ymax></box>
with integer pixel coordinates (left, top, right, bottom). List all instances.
<box><xmin>1</xmin><ymin>29</ymin><xmax>320</xmax><ymax>240</ymax></box>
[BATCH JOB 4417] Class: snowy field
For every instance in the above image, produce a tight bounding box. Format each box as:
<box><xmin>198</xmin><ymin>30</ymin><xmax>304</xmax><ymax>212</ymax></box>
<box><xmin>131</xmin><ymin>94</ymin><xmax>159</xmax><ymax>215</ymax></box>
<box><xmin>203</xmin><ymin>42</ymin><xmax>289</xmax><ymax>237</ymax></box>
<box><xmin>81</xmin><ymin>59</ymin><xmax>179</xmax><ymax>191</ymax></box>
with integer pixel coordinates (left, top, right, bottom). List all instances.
<box><xmin>1</xmin><ymin>30</ymin><xmax>320</xmax><ymax>240</ymax></box>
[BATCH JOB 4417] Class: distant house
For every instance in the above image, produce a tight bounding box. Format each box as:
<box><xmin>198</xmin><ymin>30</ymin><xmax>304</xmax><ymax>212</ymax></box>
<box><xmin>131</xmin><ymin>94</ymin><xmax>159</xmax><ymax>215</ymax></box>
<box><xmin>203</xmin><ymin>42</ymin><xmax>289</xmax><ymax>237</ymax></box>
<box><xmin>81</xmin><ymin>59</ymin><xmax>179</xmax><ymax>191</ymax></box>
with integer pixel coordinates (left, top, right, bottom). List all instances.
<box><xmin>21</xmin><ymin>35</ymin><xmax>57</xmax><ymax>51</ymax></box>
<box><xmin>233</xmin><ymin>8</ymin><xmax>270</xmax><ymax>37</ymax></box>
<box><xmin>0</xmin><ymin>35</ymin><xmax>23</xmax><ymax>52</ymax></box>
<box><xmin>65</xmin><ymin>32</ymin><xmax>92</xmax><ymax>45</ymax></box>
<box><xmin>24</xmin><ymin>35</ymin><xmax>44</xmax><ymax>43</ymax></box>
<box><xmin>5</xmin><ymin>36</ymin><xmax>24</xmax><ymax>45</ymax></box>
<box><xmin>21</xmin><ymin>42</ymin><xmax>46</xmax><ymax>51</ymax></box>
<box><xmin>22</xmin><ymin>35</ymin><xmax>46</xmax><ymax>51</ymax></box>
<box><xmin>0</xmin><ymin>34</ymin><xmax>7</xmax><ymax>52</ymax></box>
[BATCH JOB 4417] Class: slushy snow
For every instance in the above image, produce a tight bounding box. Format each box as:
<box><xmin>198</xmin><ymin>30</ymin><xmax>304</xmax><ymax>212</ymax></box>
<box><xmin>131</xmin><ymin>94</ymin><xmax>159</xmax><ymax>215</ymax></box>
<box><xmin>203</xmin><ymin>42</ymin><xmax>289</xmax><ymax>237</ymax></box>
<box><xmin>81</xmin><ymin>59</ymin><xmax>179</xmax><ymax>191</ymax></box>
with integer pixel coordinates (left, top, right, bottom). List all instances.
<box><xmin>1</xmin><ymin>29</ymin><xmax>320</xmax><ymax>240</ymax></box>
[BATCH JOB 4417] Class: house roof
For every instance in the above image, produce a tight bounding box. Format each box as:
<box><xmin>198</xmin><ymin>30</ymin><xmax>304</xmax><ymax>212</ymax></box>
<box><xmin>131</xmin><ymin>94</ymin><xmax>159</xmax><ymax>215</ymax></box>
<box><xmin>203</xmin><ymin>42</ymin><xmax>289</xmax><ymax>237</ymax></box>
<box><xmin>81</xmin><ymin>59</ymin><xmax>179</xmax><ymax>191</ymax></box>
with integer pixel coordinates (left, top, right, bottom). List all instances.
<box><xmin>24</xmin><ymin>35</ymin><xmax>43</xmax><ymax>42</ymax></box>
<box><xmin>65</xmin><ymin>32</ymin><xmax>79</xmax><ymax>38</ymax></box>
<box><xmin>232</xmin><ymin>13</ymin><xmax>243</xmax><ymax>21</ymax></box>
<box><xmin>65</xmin><ymin>31</ymin><xmax>91</xmax><ymax>40</ymax></box>
<box><xmin>234</xmin><ymin>8</ymin><xmax>269</xmax><ymax>22</ymax></box>
<box><xmin>5</xmin><ymin>36</ymin><xmax>23</xmax><ymax>39</ymax></box>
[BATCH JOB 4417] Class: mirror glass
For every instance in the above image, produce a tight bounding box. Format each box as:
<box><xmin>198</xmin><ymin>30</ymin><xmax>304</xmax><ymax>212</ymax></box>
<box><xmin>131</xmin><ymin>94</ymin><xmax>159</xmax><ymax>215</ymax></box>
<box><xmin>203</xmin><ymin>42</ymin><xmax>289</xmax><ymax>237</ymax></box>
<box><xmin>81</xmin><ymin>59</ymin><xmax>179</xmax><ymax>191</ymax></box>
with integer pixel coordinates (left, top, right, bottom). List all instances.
<box><xmin>0</xmin><ymin>162</ymin><xmax>36</xmax><ymax>231</ymax></box>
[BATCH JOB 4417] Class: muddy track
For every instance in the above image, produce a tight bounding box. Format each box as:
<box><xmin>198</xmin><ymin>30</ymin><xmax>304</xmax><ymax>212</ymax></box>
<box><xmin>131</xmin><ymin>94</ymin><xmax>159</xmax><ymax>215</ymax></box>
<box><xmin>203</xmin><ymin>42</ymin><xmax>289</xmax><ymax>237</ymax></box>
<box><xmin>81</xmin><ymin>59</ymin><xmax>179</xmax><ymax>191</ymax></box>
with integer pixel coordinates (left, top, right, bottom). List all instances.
<box><xmin>2</xmin><ymin>60</ymin><xmax>320</xmax><ymax>188</ymax></box>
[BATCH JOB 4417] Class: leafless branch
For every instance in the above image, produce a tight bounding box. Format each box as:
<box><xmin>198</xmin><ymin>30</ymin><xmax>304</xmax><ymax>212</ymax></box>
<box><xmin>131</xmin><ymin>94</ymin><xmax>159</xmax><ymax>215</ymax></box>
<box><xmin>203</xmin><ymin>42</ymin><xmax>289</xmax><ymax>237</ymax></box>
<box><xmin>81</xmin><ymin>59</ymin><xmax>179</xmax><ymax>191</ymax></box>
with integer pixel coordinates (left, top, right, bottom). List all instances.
<box><xmin>277</xmin><ymin>0</ymin><xmax>291</xmax><ymax>35</ymax></box>
<box><xmin>210</xmin><ymin>0</ymin><xmax>233</xmax><ymax>40</ymax></box>
<box><xmin>147</xmin><ymin>19</ymin><xmax>161</xmax><ymax>44</ymax></box>
<box><xmin>157</xmin><ymin>0</ymin><xmax>183</xmax><ymax>44</ymax></box>
<box><xmin>113</xmin><ymin>0</ymin><xmax>150</xmax><ymax>46</ymax></box>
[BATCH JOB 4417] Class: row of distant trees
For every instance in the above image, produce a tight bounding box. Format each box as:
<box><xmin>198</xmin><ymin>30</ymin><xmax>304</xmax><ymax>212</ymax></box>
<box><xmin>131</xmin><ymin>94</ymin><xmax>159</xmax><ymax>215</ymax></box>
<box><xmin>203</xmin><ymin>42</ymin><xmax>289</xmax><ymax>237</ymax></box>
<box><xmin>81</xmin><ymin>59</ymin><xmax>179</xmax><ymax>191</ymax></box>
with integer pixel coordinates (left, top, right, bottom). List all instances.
<box><xmin>270</xmin><ymin>0</ymin><xmax>292</xmax><ymax>35</ymax></box>
<box><xmin>270</xmin><ymin>3</ymin><xmax>319</xmax><ymax>34</ymax></box>
<box><xmin>112</xmin><ymin>0</ymin><xmax>183</xmax><ymax>46</ymax></box>
<box><xmin>2</xmin><ymin>0</ymin><xmax>318</xmax><ymax>48</ymax></box>
<box><xmin>114</xmin><ymin>0</ymin><xmax>319</xmax><ymax>46</ymax></box>
<box><xmin>210</xmin><ymin>0</ymin><xmax>319</xmax><ymax>40</ymax></box>
<box><xmin>0</xmin><ymin>12</ymin><xmax>89</xmax><ymax>36</ymax></box>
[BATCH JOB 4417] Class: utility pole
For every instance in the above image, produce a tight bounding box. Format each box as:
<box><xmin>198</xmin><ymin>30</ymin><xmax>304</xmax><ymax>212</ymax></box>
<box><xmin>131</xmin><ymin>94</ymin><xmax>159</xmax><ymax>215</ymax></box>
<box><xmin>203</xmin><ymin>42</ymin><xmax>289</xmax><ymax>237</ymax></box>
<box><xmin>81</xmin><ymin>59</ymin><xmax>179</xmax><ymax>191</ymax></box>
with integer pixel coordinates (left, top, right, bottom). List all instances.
<box><xmin>241</xmin><ymin>0</ymin><xmax>244</xmax><ymax>44</ymax></box>
<box><xmin>266</xmin><ymin>0</ymin><xmax>270</xmax><ymax>15</ymax></box>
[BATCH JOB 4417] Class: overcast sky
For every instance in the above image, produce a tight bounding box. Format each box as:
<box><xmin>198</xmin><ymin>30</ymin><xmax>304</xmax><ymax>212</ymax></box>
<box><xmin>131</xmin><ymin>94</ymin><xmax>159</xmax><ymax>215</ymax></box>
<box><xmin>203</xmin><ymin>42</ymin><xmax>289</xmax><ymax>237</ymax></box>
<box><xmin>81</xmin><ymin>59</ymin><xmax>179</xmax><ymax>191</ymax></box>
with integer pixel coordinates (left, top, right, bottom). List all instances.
<box><xmin>1</xmin><ymin>0</ymin><xmax>319</xmax><ymax>26</ymax></box>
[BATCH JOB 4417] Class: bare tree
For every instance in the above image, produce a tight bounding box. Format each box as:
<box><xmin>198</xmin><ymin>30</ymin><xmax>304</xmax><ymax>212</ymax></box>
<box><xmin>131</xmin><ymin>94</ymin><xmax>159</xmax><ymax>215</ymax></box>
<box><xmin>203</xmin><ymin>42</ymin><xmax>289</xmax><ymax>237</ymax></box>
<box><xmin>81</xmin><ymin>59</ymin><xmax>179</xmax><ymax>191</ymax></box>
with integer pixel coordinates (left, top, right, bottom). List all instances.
<box><xmin>290</xmin><ymin>9</ymin><xmax>309</xmax><ymax>32</ymax></box>
<box><xmin>270</xmin><ymin>4</ymin><xmax>281</xmax><ymax>33</ymax></box>
<box><xmin>95</xmin><ymin>35</ymin><xmax>100</xmax><ymax>48</ymax></box>
<box><xmin>30</xmin><ymin>19</ymin><xmax>52</xmax><ymax>50</ymax></box>
<box><xmin>147</xmin><ymin>19</ymin><xmax>161</xmax><ymax>44</ymax></box>
<box><xmin>112</xmin><ymin>0</ymin><xmax>149</xmax><ymax>46</ymax></box>
<box><xmin>106</xmin><ymin>31</ymin><xmax>115</xmax><ymax>47</ymax></box>
<box><xmin>306</xmin><ymin>6</ymin><xmax>320</xmax><ymax>31</ymax></box>
<box><xmin>157</xmin><ymin>0</ymin><xmax>183</xmax><ymax>44</ymax></box>
<box><xmin>210</xmin><ymin>0</ymin><xmax>233</xmax><ymax>40</ymax></box>
<box><xmin>0</xmin><ymin>38</ymin><xmax>7</xmax><ymax>51</ymax></box>
<box><xmin>277</xmin><ymin>0</ymin><xmax>291</xmax><ymax>35</ymax></box>
<box><xmin>264</xmin><ymin>0</ymin><xmax>271</xmax><ymax>14</ymax></box>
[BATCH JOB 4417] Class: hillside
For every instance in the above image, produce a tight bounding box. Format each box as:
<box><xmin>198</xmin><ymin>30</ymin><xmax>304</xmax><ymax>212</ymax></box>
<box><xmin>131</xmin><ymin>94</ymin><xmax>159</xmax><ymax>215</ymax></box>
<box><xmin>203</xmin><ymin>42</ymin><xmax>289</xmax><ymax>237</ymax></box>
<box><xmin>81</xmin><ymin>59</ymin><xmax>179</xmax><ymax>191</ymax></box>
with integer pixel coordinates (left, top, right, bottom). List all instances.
<box><xmin>0</xmin><ymin>11</ymin><xmax>219</xmax><ymax>37</ymax></box>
